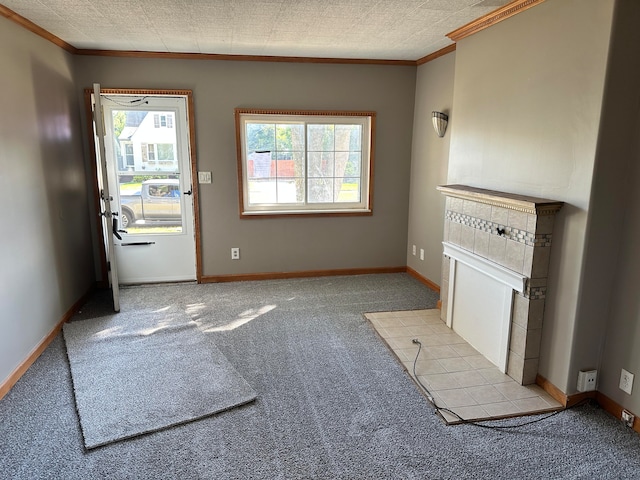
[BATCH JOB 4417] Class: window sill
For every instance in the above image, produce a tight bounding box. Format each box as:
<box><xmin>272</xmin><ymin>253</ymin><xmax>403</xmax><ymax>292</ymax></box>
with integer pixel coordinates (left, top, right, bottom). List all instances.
<box><xmin>241</xmin><ymin>209</ymin><xmax>372</xmax><ymax>218</ymax></box>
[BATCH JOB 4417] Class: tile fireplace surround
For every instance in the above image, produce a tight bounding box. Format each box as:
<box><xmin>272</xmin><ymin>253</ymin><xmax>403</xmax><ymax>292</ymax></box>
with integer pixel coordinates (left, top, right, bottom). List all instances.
<box><xmin>437</xmin><ymin>185</ymin><xmax>563</xmax><ymax>385</ymax></box>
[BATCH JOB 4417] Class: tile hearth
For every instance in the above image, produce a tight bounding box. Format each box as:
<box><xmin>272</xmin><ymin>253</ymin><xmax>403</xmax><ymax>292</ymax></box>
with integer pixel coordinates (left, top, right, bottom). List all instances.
<box><xmin>365</xmin><ymin>309</ymin><xmax>562</xmax><ymax>425</ymax></box>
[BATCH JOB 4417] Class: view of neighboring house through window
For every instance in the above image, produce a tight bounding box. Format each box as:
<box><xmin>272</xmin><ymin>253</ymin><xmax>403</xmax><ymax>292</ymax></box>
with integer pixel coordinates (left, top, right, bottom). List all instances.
<box><xmin>114</xmin><ymin>110</ymin><xmax>178</xmax><ymax>172</ymax></box>
<box><xmin>236</xmin><ymin>109</ymin><xmax>375</xmax><ymax>216</ymax></box>
<box><xmin>124</xmin><ymin>143</ymin><xmax>134</xmax><ymax>168</ymax></box>
<box><xmin>154</xmin><ymin>113</ymin><xmax>173</xmax><ymax>128</ymax></box>
<box><xmin>145</xmin><ymin>143</ymin><xmax>175</xmax><ymax>162</ymax></box>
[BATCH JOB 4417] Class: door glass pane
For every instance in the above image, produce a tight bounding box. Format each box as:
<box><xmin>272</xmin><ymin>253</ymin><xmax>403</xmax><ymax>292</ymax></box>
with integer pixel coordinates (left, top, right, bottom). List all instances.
<box><xmin>110</xmin><ymin>109</ymin><xmax>183</xmax><ymax>234</ymax></box>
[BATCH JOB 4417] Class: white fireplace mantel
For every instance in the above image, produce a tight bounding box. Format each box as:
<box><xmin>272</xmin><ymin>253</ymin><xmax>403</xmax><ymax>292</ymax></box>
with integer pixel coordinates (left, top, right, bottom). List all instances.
<box><xmin>443</xmin><ymin>242</ymin><xmax>526</xmax><ymax>293</ymax></box>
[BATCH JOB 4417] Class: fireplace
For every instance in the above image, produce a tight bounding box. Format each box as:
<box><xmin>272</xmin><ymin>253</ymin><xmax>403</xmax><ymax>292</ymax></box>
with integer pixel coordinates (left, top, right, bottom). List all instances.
<box><xmin>437</xmin><ymin>185</ymin><xmax>563</xmax><ymax>385</ymax></box>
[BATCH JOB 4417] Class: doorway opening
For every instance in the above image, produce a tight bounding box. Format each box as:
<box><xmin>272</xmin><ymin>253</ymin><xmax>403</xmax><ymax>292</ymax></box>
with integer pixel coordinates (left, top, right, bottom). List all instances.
<box><xmin>85</xmin><ymin>88</ymin><xmax>202</xmax><ymax>288</ymax></box>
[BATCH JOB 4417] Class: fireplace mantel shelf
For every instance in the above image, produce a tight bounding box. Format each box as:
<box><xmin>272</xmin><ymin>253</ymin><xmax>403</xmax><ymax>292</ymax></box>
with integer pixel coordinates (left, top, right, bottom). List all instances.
<box><xmin>437</xmin><ymin>184</ymin><xmax>564</xmax><ymax>215</ymax></box>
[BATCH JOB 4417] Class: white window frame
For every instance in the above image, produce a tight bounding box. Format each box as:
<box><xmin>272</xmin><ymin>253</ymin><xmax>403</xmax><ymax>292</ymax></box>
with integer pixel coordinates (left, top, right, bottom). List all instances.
<box><xmin>236</xmin><ymin>109</ymin><xmax>375</xmax><ymax>217</ymax></box>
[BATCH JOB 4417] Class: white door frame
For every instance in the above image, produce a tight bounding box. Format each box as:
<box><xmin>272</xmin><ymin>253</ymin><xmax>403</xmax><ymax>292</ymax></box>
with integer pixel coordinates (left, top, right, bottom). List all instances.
<box><xmin>86</xmin><ymin>88</ymin><xmax>202</xmax><ymax>286</ymax></box>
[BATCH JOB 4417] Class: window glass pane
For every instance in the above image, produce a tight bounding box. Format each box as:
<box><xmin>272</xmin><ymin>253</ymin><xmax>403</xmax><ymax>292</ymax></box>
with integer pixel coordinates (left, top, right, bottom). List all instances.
<box><xmin>246</xmin><ymin>123</ymin><xmax>275</xmax><ymax>152</ymax></box>
<box><xmin>308</xmin><ymin>178</ymin><xmax>334</xmax><ymax>203</ymax></box>
<box><xmin>345</xmin><ymin>152</ymin><xmax>361</xmax><ymax>176</ymax></box>
<box><xmin>248</xmin><ymin>151</ymin><xmax>273</xmax><ymax>180</ymax></box>
<box><xmin>335</xmin><ymin>151</ymin><xmax>349</xmax><ymax>177</ymax></box>
<box><xmin>336</xmin><ymin>177</ymin><xmax>361</xmax><ymax>203</ymax></box>
<box><xmin>276</xmin><ymin>152</ymin><xmax>305</xmax><ymax>177</ymax></box>
<box><xmin>276</xmin><ymin>153</ymin><xmax>295</xmax><ymax>177</ymax></box>
<box><xmin>157</xmin><ymin>144</ymin><xmax>174</xmax><ymax>161</ymax></box>
<box><xmin>308</xmin><ymin>124</ymin><xmax>334</xmax><ymax>151</ymax></box>
<box><xmin>276</xmin><ymin>124</ymin><xmax>304</xmax><ymax>152</ymax></box>
<box><xmin>248</xmin><ymin>176</ymin><xmax>276</xmax><ymax>204</ymax></box>
<box><xmin>335</xmin><ymin>124</ymin><xmax>361</xmax><ymax>151</ymax></box>
<box><xmin>308</xmin><ymin>151</ymin><xmax>334</xmax><ymax>178</ymax></box>
<box><xmin>276</xmin><ymin>179</ymin><xmax>303</xmax><ymax>204</ymax></box>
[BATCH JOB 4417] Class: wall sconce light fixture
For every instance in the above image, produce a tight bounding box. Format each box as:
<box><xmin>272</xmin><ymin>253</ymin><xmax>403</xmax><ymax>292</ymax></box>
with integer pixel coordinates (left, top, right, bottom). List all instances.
<box><xmin>432</xmin><ymin>111</ymin><xmax>448</xmax><ymax>137</ymax></box>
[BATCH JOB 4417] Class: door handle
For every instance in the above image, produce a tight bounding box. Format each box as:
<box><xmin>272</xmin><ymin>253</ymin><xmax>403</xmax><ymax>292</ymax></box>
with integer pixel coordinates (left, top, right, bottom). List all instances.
<box><xmin>183</xmin><ymin>189</ymin><xmax>193</xmax><ymax>196</ymax></box>
<box><xmin>112</xmin><ymin>216</ymin><xmax>122</xmax><ymax>240</ymax></box>
<box><xmin>121</xmin><ymin>242</ymin><xmax>156</xmax><ymax>246</ymax></box>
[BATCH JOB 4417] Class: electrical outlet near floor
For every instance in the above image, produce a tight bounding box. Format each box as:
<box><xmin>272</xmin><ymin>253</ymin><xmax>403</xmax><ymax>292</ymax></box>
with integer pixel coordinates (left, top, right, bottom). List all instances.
<box><xmin>622</xmin><ymin>410</ymin><xmax>635</xmax><ymax>428</ymax></box>
<box><xmin>620</xmin><ymin>369</ymin><xmax>635</xmax><ymax>395</ymax></box>
<box><xmin>231</xmin><ymin>247</ymin><xmax>240</xmax><ymax>260</ymax></box>
<box><xmin>577</xmin><ymin>369</ymin><xmax>597</xmax><ymax>392</ymax></box>
<box><xmin>419</xmin><ymin>248</ymin><xmax>424</xmax><ymax>261</ymax></box>
<box><xmin>412</xmin><ymin>245</ymin><xmax>416</xmax><ymax>256</ymax></box>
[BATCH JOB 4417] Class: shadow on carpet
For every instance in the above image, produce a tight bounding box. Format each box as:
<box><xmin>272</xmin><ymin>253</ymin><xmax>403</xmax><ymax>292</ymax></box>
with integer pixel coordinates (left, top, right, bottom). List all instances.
<box><xmin>63</xmin><ymin>311</ymin><xmax>256</xmax><ymax>449</ymax></box>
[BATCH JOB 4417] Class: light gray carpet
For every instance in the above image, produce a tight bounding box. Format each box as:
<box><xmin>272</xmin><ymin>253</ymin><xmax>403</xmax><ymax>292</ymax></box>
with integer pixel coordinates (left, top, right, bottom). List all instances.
<box><xmin>63</xmin><ymin>311</ymin><xmax>256</xmax><ymax>449</ymax></box>
<box><xmin>2</xmin><ymin>274</ymin><xmax>640</xmax><ymax>479</ymax></box>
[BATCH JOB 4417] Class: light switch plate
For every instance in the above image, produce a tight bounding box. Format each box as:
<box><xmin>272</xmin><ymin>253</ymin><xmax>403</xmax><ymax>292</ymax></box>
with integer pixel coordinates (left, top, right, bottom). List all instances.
<box><xmin>198</xmin><ymin>171</ymin><xmax>212</xmax><ymax>184</ymax></box>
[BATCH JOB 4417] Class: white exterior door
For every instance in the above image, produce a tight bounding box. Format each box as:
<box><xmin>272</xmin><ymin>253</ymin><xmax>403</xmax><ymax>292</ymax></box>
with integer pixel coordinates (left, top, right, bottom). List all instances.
<box><xmin>101</xmin><ymin>94</ymin><xmax>196</xmax><ymax>284</ymax></box>
<box><xmin>92</xmin><ymin>84</ymin><xmax>120</xmax><ymax>310</ymax></box>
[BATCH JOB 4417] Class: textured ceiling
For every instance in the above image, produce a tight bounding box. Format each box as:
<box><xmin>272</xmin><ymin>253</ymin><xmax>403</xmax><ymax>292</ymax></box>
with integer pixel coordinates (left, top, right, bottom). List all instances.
<box><xmin>2</xmin><ymin>0</ymin><xmax>513</xmax><ymax>60</ymax></box>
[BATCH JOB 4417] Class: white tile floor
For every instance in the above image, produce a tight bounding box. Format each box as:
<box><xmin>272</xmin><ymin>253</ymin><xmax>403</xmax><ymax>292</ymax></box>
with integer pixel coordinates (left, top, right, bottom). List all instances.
<box><xmin>365</xmin><ymin>309</ymin><xmax>562</xmax><ymax>425</ymax></box>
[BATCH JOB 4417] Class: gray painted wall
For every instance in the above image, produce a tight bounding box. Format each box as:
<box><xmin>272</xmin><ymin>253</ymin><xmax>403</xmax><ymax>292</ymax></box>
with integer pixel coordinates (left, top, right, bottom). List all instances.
<box><xmin>73</xmin><ymin>57</ymin><xmax>417</xmax><ymax>277</ymax></box>
<box><xmin>407</xmin><ymin>53</ymin><xmax>455</xmax><ymax>283</ymax></box>
<box><xmin>0</xmin><ymin>17</ymin><xmax>95</xmax><ymax>386</ymax></box>
<box><xmin>592</xmin><ymin>0</ymin><xmax>640</xmax><ymax>414</ymax></box>
<box><xmin>445</xmin><ymin>0</ymin><xmax>615</xmax><ymax>392</ymax></box>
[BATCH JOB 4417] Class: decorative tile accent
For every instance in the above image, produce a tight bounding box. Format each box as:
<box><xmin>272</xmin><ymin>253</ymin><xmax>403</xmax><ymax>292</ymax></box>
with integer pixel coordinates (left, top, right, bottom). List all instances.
<box><xmin>525</xmin><ymin>283</ymin><xmax>546</xmax><ymax>300</ymax></box>
<box><xmin>445</xmin><ymin>211</ymin><xmax>552</xmax><ymax>248</ymax></box>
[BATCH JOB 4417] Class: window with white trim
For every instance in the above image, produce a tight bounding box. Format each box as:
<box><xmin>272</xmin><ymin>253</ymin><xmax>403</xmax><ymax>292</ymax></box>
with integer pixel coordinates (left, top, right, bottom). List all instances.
<box><xmin>236</xmin><ymin>109</ymin><xmax>374</xmax><ymax>216</ymax></box>
<box><xmin>124</xmin><ymin>143</ymin><xmax>134</xmax><ymax>167</ymax></box>
<box><xmin>146</xmin><ymin>143</ymin><xmax>175</xmax><ymax>161</ymax></box>
<box><xmin>153</xmin><ymin>113</ymin><xmax>174</xmax><ymax>128</ymax></box>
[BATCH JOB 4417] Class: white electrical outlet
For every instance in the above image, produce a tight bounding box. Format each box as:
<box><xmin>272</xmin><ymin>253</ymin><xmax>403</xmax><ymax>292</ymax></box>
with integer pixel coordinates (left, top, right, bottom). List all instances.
<box><xmin>622</xmin><ymin>410</ymin><xmax>635</xmax><ymax>428</ymax></box>
<box><xmin>577</xmin><ymin>370</ymin><xmax>597</xmax><ymax>392</ymax></box>
<box><xmin>419</xmin><ymin>249</ymin><xmax>424</xmax><ymax>261</ymax></box>
<box><xmin>412</xmin><ymin>245</ymin><xmax>416</xmax><ymax>256</ymax></box>
<box><xmin>620</xmin><ymin>369</ymin><xmax>634</xmax><ymax>395</ymax></box>
<box><xmin>231</xmin><ymin>247</ymin><xmax>240</xmax><ymax>260</ymax></box>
